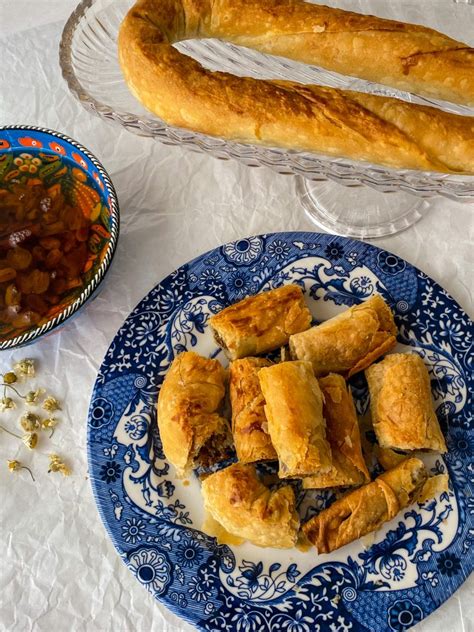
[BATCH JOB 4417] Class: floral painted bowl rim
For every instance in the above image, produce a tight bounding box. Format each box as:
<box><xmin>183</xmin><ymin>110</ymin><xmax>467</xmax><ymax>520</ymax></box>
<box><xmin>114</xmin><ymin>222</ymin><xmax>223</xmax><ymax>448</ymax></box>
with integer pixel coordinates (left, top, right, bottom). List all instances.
<box><xmin>0</xmin><ymin>125</ymin><xmax>120</xmax><ymax>350</ymax></box>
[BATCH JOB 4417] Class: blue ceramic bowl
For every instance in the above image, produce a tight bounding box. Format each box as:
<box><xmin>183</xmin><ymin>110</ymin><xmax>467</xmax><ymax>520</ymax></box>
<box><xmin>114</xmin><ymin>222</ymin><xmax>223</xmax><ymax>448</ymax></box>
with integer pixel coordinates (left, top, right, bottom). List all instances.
<box><xmin>0</xmin><ymin>126</ymin><xmax>119</xmax><ymax>349</ymax></box>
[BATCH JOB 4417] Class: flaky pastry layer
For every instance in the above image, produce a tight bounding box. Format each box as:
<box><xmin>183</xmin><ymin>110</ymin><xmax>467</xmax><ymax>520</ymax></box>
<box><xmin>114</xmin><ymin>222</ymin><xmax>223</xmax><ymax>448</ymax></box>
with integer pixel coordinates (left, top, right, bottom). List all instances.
<box><xmin>201</xmin><ymin>462</ymin><xmax>299</xmax><ymax>548</ymax></box>
<box><xmin>229</xmin><ymin>357</ymin><xmax>277</xmax><ymax>463</ymax></box>
<box><xmin>303</xmin><ymin>457</ymin><xmax>428</xmax><ymax>553</ymax></box>
<box><xmin>366</xmin><ymin>352</ymin><xmax>447</xmax><ymax>452</ymax></box>
<box><xmin>258</xmin><ymin>360</ymin><xmax>331</xmax><ymax>478</ymax></box>
<box><xmin>209</xmin><ymin>284</ymin><xmax>312</xmax><ymax>360</ymax></box>
<box><xmin>289</xmin><ymin>294</ymin><xmax>397</xmax><ymax>378</ymax></box>
<box><xmin>303</xmin><ymin>373</ymin><xmax>370</xmax><ymax>489</ymax></box>
<box><xmin>157</xmin><ymin>351</ymin><xmax>231</xmax><ymax>476</ymax></box>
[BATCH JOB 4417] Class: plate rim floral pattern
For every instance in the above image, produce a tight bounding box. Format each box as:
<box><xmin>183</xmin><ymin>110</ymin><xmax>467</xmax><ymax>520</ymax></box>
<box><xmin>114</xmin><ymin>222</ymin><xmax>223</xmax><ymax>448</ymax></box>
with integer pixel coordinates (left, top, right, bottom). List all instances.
<box><xmin>87</xmin><ymin>231</ymin><xmax>473</xmax><ymax>632</ymax></box>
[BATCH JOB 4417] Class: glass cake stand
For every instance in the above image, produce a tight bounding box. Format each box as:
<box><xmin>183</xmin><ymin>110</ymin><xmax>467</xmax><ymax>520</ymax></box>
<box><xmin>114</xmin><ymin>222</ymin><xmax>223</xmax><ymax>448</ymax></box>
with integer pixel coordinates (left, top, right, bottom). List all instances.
<box><xmin>59</xmin><ymin>0</ymin><xmax>474</xmax><ymax>238</ymax></box>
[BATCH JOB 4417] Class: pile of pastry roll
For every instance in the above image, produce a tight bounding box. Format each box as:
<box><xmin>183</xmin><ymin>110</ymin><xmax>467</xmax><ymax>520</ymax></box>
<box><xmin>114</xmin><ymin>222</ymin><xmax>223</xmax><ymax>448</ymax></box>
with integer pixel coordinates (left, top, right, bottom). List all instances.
<box><xmin>158</xmin><ymin>285</ymin><xmax>449</xmax><ymax>553</ymax></box>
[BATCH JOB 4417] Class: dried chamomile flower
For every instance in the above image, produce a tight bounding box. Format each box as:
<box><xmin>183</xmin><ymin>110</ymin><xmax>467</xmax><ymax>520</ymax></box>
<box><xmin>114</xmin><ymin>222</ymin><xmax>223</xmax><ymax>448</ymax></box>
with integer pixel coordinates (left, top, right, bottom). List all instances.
<box><xmin>22</xmin><ymin>432</ymin><xmax>38</xmax><ymax>450</ymax></box>
<box><xmin>42</xmin><ymin>417</ymin><xmax>59</xmax><ymax>438</ymax></box>
<box><xmin>25</xmin><ymin>388</ymin><xmax>45</xmax><ymax>406</ymax></box>
<box><xmin>0</xmin><ymin>396</ymin><xmax>16</xmax><ymax>412</ymax></box>
<box><xmin>48</xmin><ymin>453</ymin><xmax>71</xmax><ymax>476</ymax></box>
<box><xmin>14</xmin><ymin>359</ymin><xmax>35</xmax><ymax>378</ymax></box>
<box><xmin>20</xmin><ymin>412</ymin><xmax>41</xmax><ymax>432</ymax></box>
<box><xmin>3</xmin><ymin>371</ymin><xmax>17</xmax><ymax>385</ymax></box>
<box><xmin>7</xmin><ymin>459</ymin><xmax>35</xmax><ymax>481</ymax></box>
<box><xmin>41</xmin><ymin>417</ymin><xmax>58</xmax><ymax>430</ymax></box>
<box><xmin>42</xmin><ymin>396</ymin><xmax>61</xmax><ymax>413</ymax></box>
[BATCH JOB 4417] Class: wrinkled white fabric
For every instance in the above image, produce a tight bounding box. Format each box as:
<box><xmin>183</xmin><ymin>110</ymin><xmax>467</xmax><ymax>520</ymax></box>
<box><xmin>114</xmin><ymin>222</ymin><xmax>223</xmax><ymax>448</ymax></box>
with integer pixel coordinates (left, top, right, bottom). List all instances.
<box><xmin>0</xmin><ymin>2</ymin><xmax>472</xmax><ymax>631</ymax></box>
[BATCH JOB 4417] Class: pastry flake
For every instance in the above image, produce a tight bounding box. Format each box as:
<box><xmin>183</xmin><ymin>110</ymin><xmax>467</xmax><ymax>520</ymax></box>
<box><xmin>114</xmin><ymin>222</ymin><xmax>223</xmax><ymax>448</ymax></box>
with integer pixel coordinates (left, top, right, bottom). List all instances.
<box><xmin>366</xmin><ymin>353</ymin><xmax>447</xmax><ymax>453</ymax></box>
<box><xmin>209</xmin><ymin>284</ymin><xmax>312</xmax><ymax>360</ymax></box>
<box><xmin>289</xmin><ymin>294</ymin><xmax>397</xmax><ymax>378</ymax></box>
<box><xmin>258</xmin><ymin>360</ymin><xmax>332</xmax><ymax>478</ymax></box>
<box><xmin>201</xmin><ymin>462</ymin><xmax>300</xmax><ymax>548</ymax></box>
<box><xmin>157</xmin><ymin>351</ymin><xmax>232</xmax><ymax>477</ymax></box>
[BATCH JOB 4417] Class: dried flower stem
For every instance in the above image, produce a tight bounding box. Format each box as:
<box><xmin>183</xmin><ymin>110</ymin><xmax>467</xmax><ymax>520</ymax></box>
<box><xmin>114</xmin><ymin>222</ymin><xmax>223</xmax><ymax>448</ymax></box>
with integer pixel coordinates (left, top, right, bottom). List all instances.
<box><xmin>0</xmin><ymin>424</ymin><xmax>22</xmax><ymax>439</ymax></box>
<box><xmin>23</xmin><ymin>466</ymin><xmax>35</xmax><ymax>482</ymax></box>
<box><xmin>7</xmin><ymin>460</ymin><xmax>35</xmax><ymax>481</ymax></box>
<box><xmin>18</xmin><ymin>464</ymin><xmax>35</xmax><ymax>481</ymax></box>
<box><xmin>1</xmin><ymin>383</ymin><xmax>26</xmax><ymax>399</ymax></box>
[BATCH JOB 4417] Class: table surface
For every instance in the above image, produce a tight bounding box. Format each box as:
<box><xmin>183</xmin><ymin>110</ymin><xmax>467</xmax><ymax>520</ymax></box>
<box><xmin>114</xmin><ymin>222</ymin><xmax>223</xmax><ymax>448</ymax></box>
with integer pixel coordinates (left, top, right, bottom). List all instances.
<box><xmin>0</xmin><ymin>2</ymin><xmax>472</xmax><ymax>631</ymax></box>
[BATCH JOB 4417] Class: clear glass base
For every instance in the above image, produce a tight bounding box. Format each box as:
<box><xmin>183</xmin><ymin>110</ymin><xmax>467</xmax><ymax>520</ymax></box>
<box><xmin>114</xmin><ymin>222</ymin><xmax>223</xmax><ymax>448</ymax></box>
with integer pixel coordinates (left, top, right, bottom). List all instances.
<box><xmin>297</xmin><ymin>177</ymin><xmax>432</xmax><ymax>239</ymax></box>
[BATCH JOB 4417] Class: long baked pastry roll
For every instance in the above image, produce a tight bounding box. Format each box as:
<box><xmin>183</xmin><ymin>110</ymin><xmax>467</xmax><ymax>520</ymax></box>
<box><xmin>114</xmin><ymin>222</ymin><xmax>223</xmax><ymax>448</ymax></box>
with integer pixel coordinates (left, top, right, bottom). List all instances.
<box><xmin>229</xmin><ymin>357</ymin><xmax>277</xmax><ymax>463</ymax></box>
<box><xmin>121</xmin><ymin>0</ymin><xmax>474</xmax><ymax>109</ymax></box>
<box><xmin>157</xmin><ymin>351</ymin><xmax>232</xmax><ymax>477</ymax></box>
<box><xmin>303</xmin><ymin>374</ymin><xmax>370</xmax><ymax>489</ymax></box>
<box><xmin>212</xmin><ymin>0</ymin><xmax>474</xmax><ymax>107</ymax></box>
<box><xmin>258</xmin><ymin>361</ymin><xmax>331</xmax><ymax>478</ymax></box>
<box><xmin>201</xmin><ymin>462</ymin><xmax>299</xmax><ymax>548</ymax></box>
<box><xmin>289</xmin><ymin>294</ymin><xmax>397</xmax><ymax>378</ymax></box>
<box><xmin>209</xmin><ymin>284</ymin><xmax>312</xmax><ymax>360</ymax></box>
<box><xmin>303</xmin><ymin>457</ymin><xmax>428</xmax><ymax>553</ymax></box>
<box><xmin>119</xmin><ymin>0</ymin><xmax>474</xmax><ymax>174</ymax></box>
<box><xmin>366</xmin><ymin>353</ymin><xmax>447</xmax><ymax>453</ymax></box>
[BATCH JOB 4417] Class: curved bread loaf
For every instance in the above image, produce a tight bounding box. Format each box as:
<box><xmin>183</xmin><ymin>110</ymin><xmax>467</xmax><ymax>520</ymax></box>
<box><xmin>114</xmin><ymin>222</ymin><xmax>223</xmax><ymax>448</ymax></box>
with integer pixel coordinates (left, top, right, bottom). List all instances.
<box><xmin>119</xmin><ymin>0</ymin><xmax>474</xmax><ymax>174</ymax></box>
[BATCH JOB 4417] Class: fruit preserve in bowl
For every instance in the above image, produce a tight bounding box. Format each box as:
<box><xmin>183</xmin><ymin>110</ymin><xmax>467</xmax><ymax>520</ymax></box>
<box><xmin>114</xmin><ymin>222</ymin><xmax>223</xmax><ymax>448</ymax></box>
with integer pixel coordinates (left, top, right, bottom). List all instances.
<box><xmin>0</xmin><ymin>126</ymin><xmax>119</xmax><ymax>349</ymax></box>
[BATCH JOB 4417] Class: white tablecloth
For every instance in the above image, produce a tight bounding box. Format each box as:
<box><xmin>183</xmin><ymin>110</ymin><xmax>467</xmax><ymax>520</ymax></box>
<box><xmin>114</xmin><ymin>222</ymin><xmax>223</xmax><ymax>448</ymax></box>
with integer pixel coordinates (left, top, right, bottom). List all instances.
<box><xmin>0</xmin><ymin>2</ymin><xmax>472</xmax><ymax>631</ymax></box>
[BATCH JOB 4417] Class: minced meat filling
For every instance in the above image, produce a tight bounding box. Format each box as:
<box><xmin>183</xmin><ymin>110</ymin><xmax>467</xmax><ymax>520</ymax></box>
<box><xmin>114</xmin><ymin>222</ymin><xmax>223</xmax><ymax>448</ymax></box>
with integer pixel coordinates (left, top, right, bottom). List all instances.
<box><xmin>196</xmin><ymin>431</ymin><xmax>234</xmax><ymax>468</ymax></box>
<box><xmin>212</xmin><ymin>329</ymin><xmax>228</xmax><ymax>350</ymax></box>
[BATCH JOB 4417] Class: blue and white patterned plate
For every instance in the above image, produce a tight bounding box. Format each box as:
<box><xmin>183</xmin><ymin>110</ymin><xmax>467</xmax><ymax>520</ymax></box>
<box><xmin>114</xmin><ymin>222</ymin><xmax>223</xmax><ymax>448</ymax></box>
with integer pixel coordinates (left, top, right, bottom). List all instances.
<box><xmin>88</xmin><ymin>232</ymin><xmax>473</xmax><ymax>632</ymax></box>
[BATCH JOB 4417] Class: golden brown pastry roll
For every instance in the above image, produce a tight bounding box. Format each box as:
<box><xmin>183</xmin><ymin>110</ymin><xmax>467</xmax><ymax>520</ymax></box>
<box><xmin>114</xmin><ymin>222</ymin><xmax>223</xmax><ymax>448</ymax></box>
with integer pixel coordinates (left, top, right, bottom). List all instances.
<box><xmin>303</xmin><ymin>457</ymin><xmax>428</xmax><ymax>553</ymax></box>
<box><xmin>209</xmin><ymin>285</ymin><xmax>312</xmax><ymax>360</ymax></box>
<box><xmin>258</xmin><ymin>361</ymin><xmax>331</xmax><ymax>478</ymax></box>
<box><xmin>366</xmin><ymin>353</ymin><xmax>447</xmax><ymax>453</ymax></box>
<box><xmin>201</xmin><ymin>463</ymin><xmax>299</xmax><ymax>548</ymax></box>
<box><xmin>303</xmin><ymin>374</ymin><xmax>370</xmax><ymax>489</ymax></box>
<box><xmin>229</xmin><ymin>357</ymin><xmax>277</xmax><ymax>464</ymax></box>
<box><xmin>289</xmin><ymin>294</ymin><xmax>397</xmax><ymax>378</ymax></box>
<box><xmin>157</xmin><ymin>351</ymin><xmax>232</xmax><ymax>477</ymax></box>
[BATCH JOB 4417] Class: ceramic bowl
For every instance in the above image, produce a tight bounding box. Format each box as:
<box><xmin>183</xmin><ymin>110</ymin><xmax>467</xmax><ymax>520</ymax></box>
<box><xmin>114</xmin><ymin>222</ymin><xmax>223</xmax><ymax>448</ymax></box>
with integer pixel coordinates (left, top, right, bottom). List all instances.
<box><xmin>0</xmin><ymin>126</ymin><xmax>119</xmax><ymax>349</ymax></box>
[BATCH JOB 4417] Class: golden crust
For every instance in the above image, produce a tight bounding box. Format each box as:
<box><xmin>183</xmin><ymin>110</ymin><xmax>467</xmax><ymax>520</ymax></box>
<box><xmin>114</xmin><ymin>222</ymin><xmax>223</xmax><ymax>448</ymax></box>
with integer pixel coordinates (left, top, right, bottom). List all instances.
<box><xmin>289</xmin><ymin>295</ymin><xmax>397</xmax><ymax>378</ymax></box>
<box><xmin>229</xmin><ymin>357</ymin><xmax>277</xmax><ymax>463</ymax></box>
<box><xmin>201</xmin><ymin>463</ymin><xmax>299</xmax><ymax>548</ymax></box>
<box><xmin>303</xmin><ymin>457</ymin><xmax>428</xmax><ymax>553</ymax></box>
<box><xmin>209</xmin><ymin>0</ymin><xmax>474</xmax><ymax>106</ymax></box>
<box><xmin>375</xmin><ymin>446</ymin><xmax>409</xmax><ymax>471</ymax></box>
<box><xmin>366</xmin><ymin>353</ymin><xmax>447</xmax><ymax>452</ymax></box>
<box><xmin>119</xmin><ymin>0</ymin><xmax>474</xmax><ymax>174</ymax></box>
<box><xmin>258</xmin><ymin>360</ymin><xmax>331</xmax><ymax>478</ymax></box>
<box><xmin>303</xmin><ymin>374</ymin><xmax>370</xmax><ymax>489</ymax></box>
<box><xmin>157</xmin><ymin>351</ymin><xmax>231</xmax><ymax>477</ymax></box>
<box><xmin>209</xmin><ymin>285</ymin><xmax>312</xmax><ymax>360</ymax></box>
